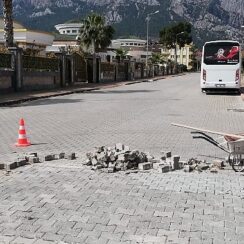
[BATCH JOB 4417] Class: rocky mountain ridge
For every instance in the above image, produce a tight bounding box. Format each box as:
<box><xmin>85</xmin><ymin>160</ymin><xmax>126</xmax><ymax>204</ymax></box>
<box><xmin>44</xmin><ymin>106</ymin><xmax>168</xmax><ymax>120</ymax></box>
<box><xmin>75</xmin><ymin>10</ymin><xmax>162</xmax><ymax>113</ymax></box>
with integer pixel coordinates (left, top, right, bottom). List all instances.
<box><xmin>1</xmin><ymin>0</ymin><xmax>244</xmax><ymax>46</ymax></box>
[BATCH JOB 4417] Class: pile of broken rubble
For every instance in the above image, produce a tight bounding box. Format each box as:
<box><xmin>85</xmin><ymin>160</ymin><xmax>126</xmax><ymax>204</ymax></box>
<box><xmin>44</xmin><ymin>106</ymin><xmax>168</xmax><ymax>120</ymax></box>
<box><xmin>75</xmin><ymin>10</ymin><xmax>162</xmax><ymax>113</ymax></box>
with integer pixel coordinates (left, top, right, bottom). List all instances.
<box><xmin>2</xmin><ymin>143</ymin><xmax>225</xmax><ymax>174</ymax></box>
<box><xmin>84</xmin><ymin>143</ymin><xmax>224</xmax><ymax>173</ymax></box>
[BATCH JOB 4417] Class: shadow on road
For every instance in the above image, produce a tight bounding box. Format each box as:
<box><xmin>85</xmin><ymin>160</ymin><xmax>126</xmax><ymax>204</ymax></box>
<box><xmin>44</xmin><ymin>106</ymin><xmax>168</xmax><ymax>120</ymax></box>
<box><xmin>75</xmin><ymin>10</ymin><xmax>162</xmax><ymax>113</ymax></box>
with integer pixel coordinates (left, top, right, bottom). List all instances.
<box><xmin>205</xmin><ymin>91</ymin><xmax>240</xmax><ymax>96</ymax></box>
<box><xmin>89</xmin><ymin>90</ymin><xmax>158</xmax><ymax>94</ymax></box>
<box><xmin>10</xmin><ymin>98</ymin><xmax>84</xmax><ymax>107</ymax></box>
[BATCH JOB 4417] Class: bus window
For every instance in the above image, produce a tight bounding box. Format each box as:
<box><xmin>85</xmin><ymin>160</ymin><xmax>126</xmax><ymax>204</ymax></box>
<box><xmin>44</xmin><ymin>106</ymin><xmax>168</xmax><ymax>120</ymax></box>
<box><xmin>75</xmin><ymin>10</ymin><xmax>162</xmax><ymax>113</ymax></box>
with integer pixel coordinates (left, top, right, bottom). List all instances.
<box><xmin>204</xmin><ymin>43</ymin><xmax>240</xmax><ymax>65</ymax></box>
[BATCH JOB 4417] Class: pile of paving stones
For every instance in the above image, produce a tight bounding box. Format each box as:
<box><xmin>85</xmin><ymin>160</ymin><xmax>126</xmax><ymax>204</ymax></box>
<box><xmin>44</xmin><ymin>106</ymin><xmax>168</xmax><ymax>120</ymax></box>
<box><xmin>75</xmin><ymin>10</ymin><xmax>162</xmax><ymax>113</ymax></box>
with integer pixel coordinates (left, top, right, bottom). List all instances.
<box><xmin>84</xmin><ymin>143</ymin><xmax>184</xmax><ymax>173</ymax></box>
<box><xmin>84</xmin><ymin>143</ymin><xmax>225</xmax><ymax>174</ymax></box>
<box><xmin>184</xmin><ymin>158</ymin><xmax>225</xmax><ymax>173</ymax></box>
<box><xmin>2</xmin><ymin>144</ymin><xmax>225</xmax><ymax>175</ymax></box>
<box><xmin>3</xmin><ymin>152</ymin><xmax>76</xmax><ymax>172</ymax></box>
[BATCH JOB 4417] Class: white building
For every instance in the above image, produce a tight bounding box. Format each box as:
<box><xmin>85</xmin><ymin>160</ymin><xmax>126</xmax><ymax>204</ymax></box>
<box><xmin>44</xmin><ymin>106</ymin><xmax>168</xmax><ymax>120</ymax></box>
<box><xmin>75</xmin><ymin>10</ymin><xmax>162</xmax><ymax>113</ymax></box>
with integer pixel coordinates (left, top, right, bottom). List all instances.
<box><xmin>167</xmin><ymin>45</ymin><xmax>193</xmax><ymax>70</ymax></box>
<box><xmin>55</xmin><ymin>23</ymin><xmax>82</xmax><ymax>36</ymax></box>
<box><xmin>110</xmin><ymin>38</ymin><xmax>152</xmax><ymax>62</ymax></box>
<box><xmin>111</xmin><ymin>39</ymin><xmax>147</xmax><ymax>49</ymax></box>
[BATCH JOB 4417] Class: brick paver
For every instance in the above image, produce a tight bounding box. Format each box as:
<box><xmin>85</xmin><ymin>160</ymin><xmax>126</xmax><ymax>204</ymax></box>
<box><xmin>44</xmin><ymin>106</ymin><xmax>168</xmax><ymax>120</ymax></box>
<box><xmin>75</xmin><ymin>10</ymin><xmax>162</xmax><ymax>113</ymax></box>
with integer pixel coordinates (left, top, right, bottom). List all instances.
<box><xmin>0</xmin><ymin>73</ymin><xmax>244</xmax><ymax>243</ymax></box>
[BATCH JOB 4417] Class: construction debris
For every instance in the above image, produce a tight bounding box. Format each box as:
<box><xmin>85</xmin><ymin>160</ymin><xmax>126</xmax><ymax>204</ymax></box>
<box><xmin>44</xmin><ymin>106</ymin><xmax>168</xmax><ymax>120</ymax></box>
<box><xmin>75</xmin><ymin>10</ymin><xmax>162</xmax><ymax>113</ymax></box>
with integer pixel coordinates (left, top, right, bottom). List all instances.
<box><xmin>84</xmin><ymin>144</ymin><xmax>183</xmax><ymax>173</ymax></box>
<box><xmin>1</xmin><ymin>144</ymin><xmax>227</xmax><ymax>175</ymax></box>
<box><xmin>183</xmin><ymin>158</ymin><xmax>225</xmax><ymax>173</ymax></box>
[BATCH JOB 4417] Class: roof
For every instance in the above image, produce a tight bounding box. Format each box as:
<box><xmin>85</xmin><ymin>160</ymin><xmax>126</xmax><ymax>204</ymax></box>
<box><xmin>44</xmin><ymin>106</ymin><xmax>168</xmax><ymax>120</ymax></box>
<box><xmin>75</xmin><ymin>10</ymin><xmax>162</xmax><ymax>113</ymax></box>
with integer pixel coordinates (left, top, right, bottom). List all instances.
<box><xmin>0</xmin><ymin>17</ymin><xmax>25</xmax><ymax>29</ymax></box>
<box><xmin>205</xmin><ymin>40</ymin><xmax>240</xmax><ymax>45</ymax></box>
<box><xmin>0</xmin><ymin>17</ymin><xmax>54</xmax><ymax>36</ymax></box>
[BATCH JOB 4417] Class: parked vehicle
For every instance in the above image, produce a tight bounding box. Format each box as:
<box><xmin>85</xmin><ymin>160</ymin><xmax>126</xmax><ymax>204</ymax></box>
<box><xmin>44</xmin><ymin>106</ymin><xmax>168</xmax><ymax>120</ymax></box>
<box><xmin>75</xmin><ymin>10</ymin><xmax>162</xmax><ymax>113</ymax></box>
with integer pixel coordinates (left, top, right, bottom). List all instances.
<box><xmin>200</xmin><ymin>40</ymin><xmax>241</xmax><ymax>93</ymax></box>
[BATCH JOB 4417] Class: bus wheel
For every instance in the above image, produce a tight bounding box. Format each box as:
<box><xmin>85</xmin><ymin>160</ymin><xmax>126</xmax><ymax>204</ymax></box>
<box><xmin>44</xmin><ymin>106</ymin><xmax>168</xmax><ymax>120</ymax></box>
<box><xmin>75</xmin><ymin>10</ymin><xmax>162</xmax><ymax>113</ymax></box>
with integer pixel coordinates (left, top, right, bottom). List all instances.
<box><xmin>201</xmin><ymin>89</ymin><xmax>205</xmax><ymax>93</ymax></box>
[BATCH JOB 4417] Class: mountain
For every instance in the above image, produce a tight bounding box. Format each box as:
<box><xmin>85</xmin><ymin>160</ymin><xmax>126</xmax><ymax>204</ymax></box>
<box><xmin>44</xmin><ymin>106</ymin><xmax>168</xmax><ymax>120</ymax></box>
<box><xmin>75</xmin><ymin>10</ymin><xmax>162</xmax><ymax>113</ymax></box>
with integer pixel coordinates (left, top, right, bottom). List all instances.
<box><xmin>1</xmin><ymin>0</ymin><xmax>244</xmax><ymax>46</ymax></box>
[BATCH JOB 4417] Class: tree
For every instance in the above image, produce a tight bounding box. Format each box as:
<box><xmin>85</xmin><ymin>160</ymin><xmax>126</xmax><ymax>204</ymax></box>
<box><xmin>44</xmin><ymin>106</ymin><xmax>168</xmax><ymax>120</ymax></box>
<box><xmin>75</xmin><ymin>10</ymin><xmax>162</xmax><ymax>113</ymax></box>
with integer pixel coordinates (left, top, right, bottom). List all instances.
<box><xmin>189</xmin><ymin>45</ymin><xmax>202</xmax><ymax>71</ymax></box>
<box><xmin>160</xmin><ymin>22</ymin><xmax>192</xmax><ymax>49</ymax></box>
<box><xmin>79</xmin><ymin>13</ymin><xmax>114</xmax><ymax>54</ymax></box>
<box><xmin>79</xmin><ymin>13</ymin><xmax>114</xmax><ymax>82</ymax></box>
<box><xmin>149</xmin><ymin>53</ymin><xmax>168</xmax><ymax>64</ymax></box>
<box><xmin>159</xmin><ymin>22</ymin><xmax>192</xmax><ymax>69</ymax></box>
<box><xmin>114</xmin><ymin>48</ymin><xmax>128</xmax><ymax>62</ymax></box>
<box><xmin>2</xmin><ymin>0</ymin><xmax>14</xmax><ymax>47</ymax></box>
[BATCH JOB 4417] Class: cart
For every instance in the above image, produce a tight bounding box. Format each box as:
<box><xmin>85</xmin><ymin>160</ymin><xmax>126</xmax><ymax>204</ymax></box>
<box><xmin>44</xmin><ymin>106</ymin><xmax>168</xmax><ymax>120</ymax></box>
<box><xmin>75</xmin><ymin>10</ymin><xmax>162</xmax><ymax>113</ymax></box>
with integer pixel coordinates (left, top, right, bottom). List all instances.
<box><xmin>171</xmin><ymin>123</ymin><xmax>244</xmax><ymax>172</ymax></box>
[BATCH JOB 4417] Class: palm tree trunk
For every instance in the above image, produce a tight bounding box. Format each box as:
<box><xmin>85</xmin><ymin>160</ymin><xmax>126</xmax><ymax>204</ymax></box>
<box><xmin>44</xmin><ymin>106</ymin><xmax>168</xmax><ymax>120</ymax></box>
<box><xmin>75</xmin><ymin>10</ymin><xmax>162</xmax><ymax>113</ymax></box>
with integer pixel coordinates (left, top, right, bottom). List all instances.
<box><xmin>3</xmin><ymin>0</ymin><xmax>14</xmax><ymax>47</ymax></box>
<box><xmin>92</xmin><ymin>39</ymin><xmax>97</xmax><ymax>83</ymax></box>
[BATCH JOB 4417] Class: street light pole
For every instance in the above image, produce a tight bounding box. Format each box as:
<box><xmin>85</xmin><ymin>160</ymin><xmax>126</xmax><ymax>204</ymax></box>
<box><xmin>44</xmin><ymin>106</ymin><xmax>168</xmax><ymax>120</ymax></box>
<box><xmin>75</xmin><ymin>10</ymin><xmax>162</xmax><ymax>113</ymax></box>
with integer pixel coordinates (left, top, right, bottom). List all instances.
<box><xmin>146</xmin><ymin>10</ymin><xmax>159</xmax><ymax>77</ymax></box>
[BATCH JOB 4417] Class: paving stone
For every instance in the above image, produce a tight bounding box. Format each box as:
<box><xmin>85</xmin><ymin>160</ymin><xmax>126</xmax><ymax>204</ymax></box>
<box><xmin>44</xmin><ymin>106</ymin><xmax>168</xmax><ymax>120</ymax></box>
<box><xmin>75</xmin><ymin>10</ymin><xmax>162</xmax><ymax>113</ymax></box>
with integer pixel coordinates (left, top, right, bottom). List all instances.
<box><xmin>66</xmin><ymin>153</ymin><xmax>76</xmax><ymax>160</ymax></box>
<box><xmin>165</xmin><ymin>151</ymin><xmax>171</xmax><ymax>158</ymax></box>
<box><xmin>172</xmin><ymin>155</ymin><xmax>180</xmax><ymax>170</ymax></box>
<box><xmin>59</xmin><ymin>153</ymin><xmax>65</xmax><ymax>159</ymax></box>
<box><xmin>11</xmin><ymin>237</ymin><xmax>36</xmax><ymax>244</ymax></box>
<box><xmin>212</xmin><ymin>160</ymin><xmax>224</xmax><ymax>169</ymax></box>
<box><xmin>138</xmin><ymin>162</ymin><xmax>152</xmax><ymax>171</ymax></box>
<box><xmin>28</xmin><ymin>156</ymin><xmax>40</xmax><ymax>164</ymax></box>
<box><xmin>158</xmin><ymin>165</ymin><xmax>170</xmax><ymax>173</ymax></box>
<box><xmin>44</xmin><ymin>155</ymin><xmax>55</xmax><ymax>161</ymax></box>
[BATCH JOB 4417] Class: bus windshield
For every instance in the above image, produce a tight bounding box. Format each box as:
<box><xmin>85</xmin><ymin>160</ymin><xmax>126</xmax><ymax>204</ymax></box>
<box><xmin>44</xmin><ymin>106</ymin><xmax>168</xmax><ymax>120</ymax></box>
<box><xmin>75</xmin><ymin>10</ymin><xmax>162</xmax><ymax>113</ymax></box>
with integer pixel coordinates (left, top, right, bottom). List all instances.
<box><xmin>204</xmin><ymin>42</ymin><xmax>240</xmax><ymax>65</ymax></box>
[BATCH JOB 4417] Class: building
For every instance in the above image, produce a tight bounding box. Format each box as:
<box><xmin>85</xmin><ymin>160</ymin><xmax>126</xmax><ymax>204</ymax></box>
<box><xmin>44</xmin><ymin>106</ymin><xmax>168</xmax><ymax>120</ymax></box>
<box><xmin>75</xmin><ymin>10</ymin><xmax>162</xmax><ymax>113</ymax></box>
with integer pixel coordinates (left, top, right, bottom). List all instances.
<box><xmin>110</xmin><ymin>38</ymin><xmax>159</xmax><ymax>62</ymax></box>
<box><xmin>55</xmin><ymin>22</ymin><xmax>82</xmax><ymax>36</ymax></box>
<box><xmin>0</xmin><ymin>18</ymin><xmax>54</xmax><ymax>54</ymax></box>
<box><xmin>167</xmin><ymin>44</ymin><xmax>193</xmax><ymax>70</ymax></box>
<box><xmin>46</xmin><ymin>34</ymin><xmax>81</xmax><ymax>53</ymax></box>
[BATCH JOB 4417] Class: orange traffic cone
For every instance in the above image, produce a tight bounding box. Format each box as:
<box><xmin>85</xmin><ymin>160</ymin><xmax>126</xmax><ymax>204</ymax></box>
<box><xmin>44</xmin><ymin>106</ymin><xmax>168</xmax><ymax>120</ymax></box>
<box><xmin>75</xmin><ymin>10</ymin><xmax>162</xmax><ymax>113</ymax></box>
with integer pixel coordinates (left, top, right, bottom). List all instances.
<box><xmin>15</xmin><ymin>118</ymin><xmax>31</xmax><ymax>147</ymax></box>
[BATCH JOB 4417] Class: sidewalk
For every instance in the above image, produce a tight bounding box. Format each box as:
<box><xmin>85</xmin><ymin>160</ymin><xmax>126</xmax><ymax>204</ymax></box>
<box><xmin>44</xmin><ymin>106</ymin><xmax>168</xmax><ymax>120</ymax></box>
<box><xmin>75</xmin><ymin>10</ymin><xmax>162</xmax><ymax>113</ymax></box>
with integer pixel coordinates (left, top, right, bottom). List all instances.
<box><xmin>0</xmin><ymin>76</ymin><xmax>169</xmax><ymax>106</ymax></box>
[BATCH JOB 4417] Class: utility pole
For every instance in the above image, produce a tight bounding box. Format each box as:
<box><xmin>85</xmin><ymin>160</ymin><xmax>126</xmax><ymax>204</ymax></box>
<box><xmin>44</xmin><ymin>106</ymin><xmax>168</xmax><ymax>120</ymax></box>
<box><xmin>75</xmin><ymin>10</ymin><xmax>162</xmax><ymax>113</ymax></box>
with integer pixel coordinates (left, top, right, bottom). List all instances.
<box><xmin>146</xmin><ymin>10</ymin><xmax>159</xmax><ymax>77</ymax></box>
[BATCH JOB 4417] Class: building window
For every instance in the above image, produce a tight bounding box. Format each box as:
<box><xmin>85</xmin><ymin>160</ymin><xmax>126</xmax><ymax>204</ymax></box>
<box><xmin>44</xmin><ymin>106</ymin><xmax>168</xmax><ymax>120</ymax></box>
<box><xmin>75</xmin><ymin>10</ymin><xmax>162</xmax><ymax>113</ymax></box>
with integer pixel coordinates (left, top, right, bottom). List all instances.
<box><xmin>67</xmin><ymin>30</ymin><xmax>70</xmax><ymax>33</ymax></box>
<box><xmin>72</xmin><ymin>30</ymin><xmax>77</xmax><ymax>33</ymax></box>
<box><xmin>62</xmin><ymin>31</ymin><xmax>65</xmax><ymax>34</ymax></box>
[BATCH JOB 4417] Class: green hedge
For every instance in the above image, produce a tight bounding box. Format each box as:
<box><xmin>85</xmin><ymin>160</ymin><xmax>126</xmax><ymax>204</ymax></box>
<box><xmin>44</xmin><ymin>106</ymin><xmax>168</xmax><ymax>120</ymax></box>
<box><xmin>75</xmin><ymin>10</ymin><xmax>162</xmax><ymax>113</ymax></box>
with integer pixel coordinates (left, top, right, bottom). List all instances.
<box><xmin>23</xmin><ymin>56</ymin><xmax>59</xmax><ymax>72</ymax></box>
<box><xmin>0</xmin><ymin>53</ymin><xmax>12</xmax><ymax>69</ymax></box>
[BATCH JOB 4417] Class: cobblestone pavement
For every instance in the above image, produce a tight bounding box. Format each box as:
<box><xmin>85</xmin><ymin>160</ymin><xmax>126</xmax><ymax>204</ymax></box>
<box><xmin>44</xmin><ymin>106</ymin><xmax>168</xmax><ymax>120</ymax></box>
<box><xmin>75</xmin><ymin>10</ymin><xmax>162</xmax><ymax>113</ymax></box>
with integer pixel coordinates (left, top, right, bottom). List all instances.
<box><xmin>0</xmin><ymin>73</ymin><xmax>244</xmax><ymax>243</ymax></box>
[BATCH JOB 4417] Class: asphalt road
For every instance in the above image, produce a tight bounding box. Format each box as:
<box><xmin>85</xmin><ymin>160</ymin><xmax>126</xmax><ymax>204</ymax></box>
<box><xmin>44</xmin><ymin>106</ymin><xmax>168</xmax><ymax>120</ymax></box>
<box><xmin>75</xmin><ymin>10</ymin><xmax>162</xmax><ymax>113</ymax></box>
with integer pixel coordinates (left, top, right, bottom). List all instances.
<box><xmin>0</xmin><ymin>73</ymin><xmax>244</xmax><ymax>244</ymax></box>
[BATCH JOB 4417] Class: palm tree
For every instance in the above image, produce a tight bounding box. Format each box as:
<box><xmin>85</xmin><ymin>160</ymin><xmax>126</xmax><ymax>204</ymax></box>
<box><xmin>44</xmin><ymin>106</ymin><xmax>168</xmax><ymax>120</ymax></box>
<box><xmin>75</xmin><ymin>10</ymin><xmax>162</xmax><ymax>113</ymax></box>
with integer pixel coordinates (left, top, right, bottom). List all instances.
<box><xmin>114</xmin><ymin>48</ymin><xmax>128</xmax><ymax>62</ymax></box>
<box><xmin>2</xmin><ymin>0</ymin><xmax>14</xmax><ymax>47</ymax></box>
<box><xmin>79</xmin><ymin>13</ymin><xmax>114</xmax><ymax>82</ymax></box>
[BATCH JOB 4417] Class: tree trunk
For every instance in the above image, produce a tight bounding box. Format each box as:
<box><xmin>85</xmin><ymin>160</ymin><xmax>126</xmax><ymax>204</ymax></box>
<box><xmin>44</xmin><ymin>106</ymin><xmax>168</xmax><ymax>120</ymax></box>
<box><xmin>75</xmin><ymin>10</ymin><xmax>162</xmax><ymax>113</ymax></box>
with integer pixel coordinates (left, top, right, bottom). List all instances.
<box><xmin>92</xmin><ymin>39</ymin><xmax>97</xmax><ymax>83</ymax></box>
<box><xmin>3</xmin><ymin>0</ymin><xmax>14</xmax><ymax>47</ymax></box>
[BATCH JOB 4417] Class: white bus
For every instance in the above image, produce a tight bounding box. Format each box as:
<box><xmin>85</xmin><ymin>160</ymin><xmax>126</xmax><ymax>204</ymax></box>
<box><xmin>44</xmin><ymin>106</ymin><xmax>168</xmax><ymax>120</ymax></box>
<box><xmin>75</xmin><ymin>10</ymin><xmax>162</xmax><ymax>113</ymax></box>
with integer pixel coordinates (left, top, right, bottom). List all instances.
<box><xmin>201</xmin><ymin>40</ymin><xmax>241</xmax><ymax>93</ymax></box>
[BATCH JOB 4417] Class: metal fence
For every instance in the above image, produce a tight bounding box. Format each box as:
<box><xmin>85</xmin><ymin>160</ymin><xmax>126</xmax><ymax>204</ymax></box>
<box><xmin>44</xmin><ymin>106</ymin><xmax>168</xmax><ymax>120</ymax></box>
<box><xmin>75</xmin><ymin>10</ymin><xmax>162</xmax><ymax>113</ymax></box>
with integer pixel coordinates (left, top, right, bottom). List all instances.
<box><xmin>0</xmin><ymin>53</ymin><xmax>12</xmax><ymax>69</ymax></box>
<box><xmin>23</xmin><ymin>56</ymin><xmax>59</xmax><ymax>72</ymax></box>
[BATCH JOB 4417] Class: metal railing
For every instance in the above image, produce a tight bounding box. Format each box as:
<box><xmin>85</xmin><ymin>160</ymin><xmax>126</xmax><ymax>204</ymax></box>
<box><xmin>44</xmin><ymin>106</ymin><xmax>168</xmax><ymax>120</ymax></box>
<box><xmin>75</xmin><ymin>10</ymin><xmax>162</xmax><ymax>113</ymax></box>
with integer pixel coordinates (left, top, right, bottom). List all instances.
<box><xmin>23</xmin><ymin>56</ymin><xmax>59</xmax><ymax>72</ymax></box>
<box><xmin>0</xmin><ymin>53</ymin><xmax>12</xmax><ymax>69</ymax></box>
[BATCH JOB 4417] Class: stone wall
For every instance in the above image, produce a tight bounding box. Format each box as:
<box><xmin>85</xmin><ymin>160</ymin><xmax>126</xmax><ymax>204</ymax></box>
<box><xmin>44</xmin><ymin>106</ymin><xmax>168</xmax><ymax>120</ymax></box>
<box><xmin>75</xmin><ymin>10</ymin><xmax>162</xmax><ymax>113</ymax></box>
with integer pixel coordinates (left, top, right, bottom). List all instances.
<box><xmin>0</xmin><ymin>70</ymin><xmax>13</xmax><ymax>92</ymax></box>
<box><xmin>100</xmin><ymin>63</ymin><xmax>116</xmax><ymax>82</ymax></box>
<box><xmin>22</xmin><ymin>71</ymin><xmax>60</xmax><ymax>91</ymax></box>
